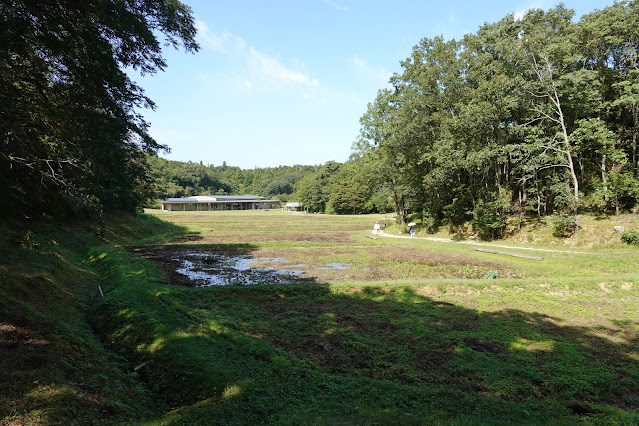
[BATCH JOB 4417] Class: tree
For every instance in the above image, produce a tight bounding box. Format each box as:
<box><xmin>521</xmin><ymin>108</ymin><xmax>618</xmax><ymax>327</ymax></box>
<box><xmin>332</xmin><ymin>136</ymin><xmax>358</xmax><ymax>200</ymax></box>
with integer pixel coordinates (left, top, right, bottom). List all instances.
<box><xmin>0</xmin><ymin>0</ymin><xmax>198</xmax><ymax>218</ymax></box>
<box><xmin>354</xmin><ymin>2</ymin><xmax>639</xmax><ymax>233</ymax></box>
<box><xmin>516</xmin><ymin>6</ymin><xmax>584</xmax><ymax>234</ymax></box>
<box><xmin>327</xmin><ymin>161</ymin><xmax>375</xmax><ymax>214</ymax></box>
<box><xmin>296</xmin><ymin>161</ymin><xmax>341</xmax><ymax>213</ymax></box>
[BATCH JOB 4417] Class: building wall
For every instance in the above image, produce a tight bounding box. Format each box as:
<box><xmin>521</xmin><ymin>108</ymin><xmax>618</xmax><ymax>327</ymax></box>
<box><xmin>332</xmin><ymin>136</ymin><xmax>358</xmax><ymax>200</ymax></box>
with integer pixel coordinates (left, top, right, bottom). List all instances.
<box><xmin>163</xmin><ymin>201</ymin><xmax>280</xmax><ymax>211</ymax></box>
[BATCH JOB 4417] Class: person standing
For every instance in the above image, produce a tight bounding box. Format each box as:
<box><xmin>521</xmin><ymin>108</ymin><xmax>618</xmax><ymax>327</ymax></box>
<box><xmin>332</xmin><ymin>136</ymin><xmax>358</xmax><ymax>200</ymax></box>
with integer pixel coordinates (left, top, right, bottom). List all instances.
<box><xmin>373</xmin><ymin>221</ymin><xmax>381</xmax><ymax>234</ymax></box>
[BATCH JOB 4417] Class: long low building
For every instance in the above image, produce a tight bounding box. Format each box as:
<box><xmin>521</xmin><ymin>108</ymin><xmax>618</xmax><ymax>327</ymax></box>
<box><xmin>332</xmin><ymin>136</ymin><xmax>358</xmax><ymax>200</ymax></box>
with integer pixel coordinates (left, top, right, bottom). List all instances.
<box><xmin>161</xmin><ymin>195</ymin><xmax>281</xmax><ymax>211</ymax></box>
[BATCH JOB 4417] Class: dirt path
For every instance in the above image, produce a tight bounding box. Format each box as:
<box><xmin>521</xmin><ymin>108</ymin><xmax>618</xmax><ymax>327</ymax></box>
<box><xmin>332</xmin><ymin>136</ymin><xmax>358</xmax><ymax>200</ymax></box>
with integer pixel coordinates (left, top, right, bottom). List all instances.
<box><xmin>373</xmin><ymin>231</ymin><xmax>587</xmax><ymax>254</ymax></box>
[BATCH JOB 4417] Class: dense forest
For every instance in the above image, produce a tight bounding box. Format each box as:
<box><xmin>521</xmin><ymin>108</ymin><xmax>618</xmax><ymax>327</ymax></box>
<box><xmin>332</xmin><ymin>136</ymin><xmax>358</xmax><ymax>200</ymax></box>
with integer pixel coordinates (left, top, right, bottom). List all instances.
<box><xmin>145</xmin><ymin>155</ymin><xmax>319</xmax><ymax>205</ymax></box>
<box><xmin>349</xmin><ymin>2</ymin><xmax>639</xmax><ymax>236</ymax></box>
<box><xmin>145</xmin><ymin>155</ymin><xmax>395</xmax><ymax>214</ymax></box>
<box><xmin>290</xmin><ymin>2</ymin><xmax>639</xmax><ymax>238</ymax></box>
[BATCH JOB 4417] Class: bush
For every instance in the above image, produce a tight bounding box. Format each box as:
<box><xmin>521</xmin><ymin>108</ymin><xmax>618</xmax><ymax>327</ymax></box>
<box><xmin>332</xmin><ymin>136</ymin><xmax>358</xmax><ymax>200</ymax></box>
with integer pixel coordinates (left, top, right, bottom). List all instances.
<box><xmin>472</xmin><ymin>198</ymin><xmax>509</xmax><ymax>240</ymax></box>
<box><xmin>552</xmin><ymin>213</ymin><xmax>576</xmax><ymax>238</ymax></box>
<box><xmin>483</xmin><ymin>270</ymin><xmax>499</xmax><ymax>279</ymax></box>
<box><xmin>621</xmin><ymin>229</ymin><xmax>639</xmax><ymax>246</ymax></box>
<box><xmin>421</xmin><ymin>212</ymin><xmax>438</xmax><ymax>234</ymax></box>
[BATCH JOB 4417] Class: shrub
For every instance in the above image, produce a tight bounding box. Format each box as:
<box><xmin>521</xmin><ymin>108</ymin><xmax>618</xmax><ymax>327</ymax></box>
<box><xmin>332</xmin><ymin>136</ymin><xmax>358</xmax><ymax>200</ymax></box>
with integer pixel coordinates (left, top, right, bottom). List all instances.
<box><xmin>483</xmin><ymin>270</ymin><xmax>499</xmax><ymax>279</ymax></box>
<box><xmin>552</xmin><ymin>213</ymin><xmax>576</xmax><ymax>238</ymax></box>
<box><xmin>621</xmin><ymin>229</ymin><xmax>639</xmax><ymax>246</ymax></box>
<box><xmin>472</xmin><ymin>198</ymin><xmax>509</xmax><ymax>240</ymax></box>
<box><xmin>421</xmin><ymin>212</ymin><xmax>438</xmax><ymax>234</ymax></box>
<box><xmin>452</xmin><ymin>231</ymin><xmax>467</xmax><ymax>241</ymax></box>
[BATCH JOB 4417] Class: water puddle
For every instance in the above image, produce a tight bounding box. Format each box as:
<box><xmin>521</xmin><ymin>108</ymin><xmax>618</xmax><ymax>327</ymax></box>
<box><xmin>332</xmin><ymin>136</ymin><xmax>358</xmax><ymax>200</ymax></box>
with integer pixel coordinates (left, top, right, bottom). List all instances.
<box><xmin>173</xmin><ymin>251</ymin><xmax>308</xmax><ymax>286</ymax></box>
<box><xmin>317</xmin><ymin>262</ymin><xmax>351</xmax><ymax>270</ymax></box>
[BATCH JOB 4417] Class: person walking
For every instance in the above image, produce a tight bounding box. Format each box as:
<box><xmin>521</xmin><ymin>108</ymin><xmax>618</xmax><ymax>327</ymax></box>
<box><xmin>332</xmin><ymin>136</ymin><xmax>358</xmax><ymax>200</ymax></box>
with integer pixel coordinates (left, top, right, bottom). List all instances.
<box><xmin>373</xmin><ymin>221</ymin><xmax>381</xmax><ymax>234</ymax></box>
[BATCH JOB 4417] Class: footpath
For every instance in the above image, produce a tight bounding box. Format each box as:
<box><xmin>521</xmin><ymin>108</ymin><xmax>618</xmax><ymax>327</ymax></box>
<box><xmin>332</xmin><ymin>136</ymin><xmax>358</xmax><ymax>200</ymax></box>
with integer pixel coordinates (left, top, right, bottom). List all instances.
<box><xmin>372</xmin><ymin>230</ymin><xmax>586</xmax><ymax>254</ymax></box>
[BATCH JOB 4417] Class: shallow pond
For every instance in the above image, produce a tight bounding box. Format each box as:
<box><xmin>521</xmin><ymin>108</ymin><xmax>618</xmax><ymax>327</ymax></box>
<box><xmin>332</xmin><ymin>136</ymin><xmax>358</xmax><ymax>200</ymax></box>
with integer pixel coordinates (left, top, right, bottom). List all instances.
<box><xmin>129</xmin><ymin>247</ymin><xmax>355</xmax><ymax>287</ymax></box>
<box><xmin>168</xmin><ymin>251</ymin><xmax>313</xmax><ymax>286</ymax></box>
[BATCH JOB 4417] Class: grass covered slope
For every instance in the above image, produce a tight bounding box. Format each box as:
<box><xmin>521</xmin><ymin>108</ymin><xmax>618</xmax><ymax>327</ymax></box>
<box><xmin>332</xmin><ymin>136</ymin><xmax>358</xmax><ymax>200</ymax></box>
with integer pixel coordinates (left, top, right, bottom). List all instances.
<box><xmin>0</xmin><ymin>214</ymin><xmax>185</xmax><ymax>424</ymax></box>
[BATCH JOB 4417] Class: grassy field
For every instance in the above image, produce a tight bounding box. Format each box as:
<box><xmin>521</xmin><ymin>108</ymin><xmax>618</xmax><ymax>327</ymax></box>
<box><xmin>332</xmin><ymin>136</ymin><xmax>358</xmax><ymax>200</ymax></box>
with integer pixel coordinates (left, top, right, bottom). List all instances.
<box><xmin>96</xmin><ymin>210</ymin><xmax>638</xmax><ymax>424</ymax></box>
<box><xmin>2</xmin><ymin>210</ymin><xmax>638</xmax><ymax>424</ymax></box>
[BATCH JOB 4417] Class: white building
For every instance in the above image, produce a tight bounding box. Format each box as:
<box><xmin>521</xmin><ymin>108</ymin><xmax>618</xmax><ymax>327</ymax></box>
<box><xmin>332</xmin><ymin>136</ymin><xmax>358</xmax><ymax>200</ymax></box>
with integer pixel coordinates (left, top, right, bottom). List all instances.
<box><xmin>283</xmin><ymin>202</ymin><xmax>303</xmax><ymax>212</ymax></box>
<box><xmin>161</xmin><ymin>195</ymin><xmax>281</xmax><ymax>211</ymax></box>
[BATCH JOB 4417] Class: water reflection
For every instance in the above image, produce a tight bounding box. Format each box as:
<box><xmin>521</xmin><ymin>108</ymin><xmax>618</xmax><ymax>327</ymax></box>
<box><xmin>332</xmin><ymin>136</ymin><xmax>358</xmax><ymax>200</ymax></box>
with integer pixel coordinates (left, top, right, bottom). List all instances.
<box><xmin>316</xmin><ymin>262</ymin><xmax>351</xmax><ymax>270</ymax></box>
<box><xmin>174</xmin><ymin>251</ymin><xmax>307</xmax><ymax>286</ymax></box>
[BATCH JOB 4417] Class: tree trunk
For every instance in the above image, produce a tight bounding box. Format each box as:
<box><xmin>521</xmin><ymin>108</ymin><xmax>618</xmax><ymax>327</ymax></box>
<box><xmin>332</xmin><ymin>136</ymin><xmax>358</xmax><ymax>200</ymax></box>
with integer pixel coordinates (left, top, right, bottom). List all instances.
<box><xmin>633</xmin><ymin>104</ymin><xmax>638</xmax><ymax>178</ymax></box>
<box><xmin>535</xmin><ymin>173</ymin><xmax>541</xmax><ymax>217</ymax></box>
<box><xmin>633</xmin><ymin>131</ymin><xmax>637</xmax><ymax>178</ymax></box>
<box><xmin>391</xmin><ymin>187</ymin><xmax>406</xmax><ymax>225</ymax></box>
<box><xmin>554</xmin><ymin>88</ymin><xmax>579</xmax><ymax>237</ymax></box>
<box><xmin>601</xmin><ymin>154</ymin><xmax>609</xmax><ymax>203</ymax></box>
<box><xmin>519</xmin><ymin>176</ymin><xmax>526</xmax><ymax>231</ymax></box>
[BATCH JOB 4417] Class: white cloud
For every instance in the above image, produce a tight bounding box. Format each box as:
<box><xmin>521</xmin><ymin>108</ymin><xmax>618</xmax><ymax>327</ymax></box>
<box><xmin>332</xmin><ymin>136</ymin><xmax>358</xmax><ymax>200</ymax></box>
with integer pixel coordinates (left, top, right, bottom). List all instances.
<box><xmin>196</xmin><ymin>18</ymin><xmax>320</xmax><ymax>94</ymax></box>
<box><xmin>194</xmin><ymin>19</ymin><xmax>364</xmax><ymax>105</ymax></box>
<box><xmin>195</xmin><ymin>19</ymin><xmax>246</xmax><ymax>53</ymax></box>
<box><xmin>249</xmin><ymin>48</ymin><xmax>319</xmax><ymax>88</ymax></box>
<box><xmin>323</xmin><ymin>0</ymin><xmax>348</xmax><ymax>12</ymax></box>
<box><xmin>352</xmin><ymin>56</ymin><xmax>365</xmax><ymax>68</ymax></box>
<box><xmin>513</xmin><ymin>9</ymin><xmax>527</xmax><ymax>20</ymax></box>
<box><xmin>513</xmin><ymin>0</ymin><xmax>551</xmax><ymax>21</ymax></box>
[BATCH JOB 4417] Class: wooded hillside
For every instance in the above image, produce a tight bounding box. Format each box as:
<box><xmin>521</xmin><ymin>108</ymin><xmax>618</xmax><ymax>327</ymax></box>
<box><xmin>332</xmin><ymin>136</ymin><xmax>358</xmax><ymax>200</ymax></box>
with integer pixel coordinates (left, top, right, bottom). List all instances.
<box><xmin>146</xmin><ymin>155</ymin><xmax>319</xmax><ymax>204</ymax></box>
<box><xmin>352</xmin><ymin>2</ymin><xmax>639</xmax><ymax>234</ymax></box>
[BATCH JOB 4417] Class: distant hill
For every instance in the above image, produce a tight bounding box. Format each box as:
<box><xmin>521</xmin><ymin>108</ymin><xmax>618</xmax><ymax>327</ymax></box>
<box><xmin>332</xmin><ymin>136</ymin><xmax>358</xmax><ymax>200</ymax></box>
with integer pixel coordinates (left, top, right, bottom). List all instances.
<box><xmin>146</xmin><ymin>154</ymin><xmax>319</xmax><ymax>206</ymax></box>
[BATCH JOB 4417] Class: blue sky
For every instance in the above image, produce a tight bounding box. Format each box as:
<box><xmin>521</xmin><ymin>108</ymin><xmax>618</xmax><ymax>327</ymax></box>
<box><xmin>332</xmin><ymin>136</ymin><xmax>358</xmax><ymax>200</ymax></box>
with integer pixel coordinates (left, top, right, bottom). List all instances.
<box><xmin>136</xmin><ymin>0</ymin><xmax>615</xmax><ymax>169</ymax></box>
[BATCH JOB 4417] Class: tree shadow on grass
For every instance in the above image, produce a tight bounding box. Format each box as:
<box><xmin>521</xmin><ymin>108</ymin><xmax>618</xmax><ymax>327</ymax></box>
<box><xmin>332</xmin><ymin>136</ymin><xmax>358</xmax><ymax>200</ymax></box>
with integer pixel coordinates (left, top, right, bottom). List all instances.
<box><xmin>98</xmin><ymin>280</ymin><xmax>639</xmax><ymax>424</ymax></box>
<box><xmin>0</xmin><ymin>286</ymin><xmax>157</xmax><ymax>425</ymax></box>
<box><xmin>105</xmin><ymin>212</ymin><xmax>203</xmax><ymax>245</ymax></box>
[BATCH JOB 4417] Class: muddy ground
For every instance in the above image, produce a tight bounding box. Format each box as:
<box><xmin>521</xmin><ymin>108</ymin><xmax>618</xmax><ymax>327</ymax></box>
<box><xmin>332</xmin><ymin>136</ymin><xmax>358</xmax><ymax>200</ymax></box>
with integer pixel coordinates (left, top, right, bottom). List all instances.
<box><xmin>128</xmin><ymin>245</ymin><xmax>508</xmax><ymax>287</ymax></box>
<box><xmin>128</xmin><ymin>246</ymin><xmax>318</xmax><ymax>287</ymax></box>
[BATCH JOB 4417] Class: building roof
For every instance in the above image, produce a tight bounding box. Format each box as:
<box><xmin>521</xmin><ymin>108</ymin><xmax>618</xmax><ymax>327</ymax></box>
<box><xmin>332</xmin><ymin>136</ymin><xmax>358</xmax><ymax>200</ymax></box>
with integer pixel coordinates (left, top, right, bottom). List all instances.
<box><xmin>162</xmin><ymin>195</ymin><xmax>280</xmax><ymax>203</ymax></box>
<box><xmin>284</xmin><ymin>202</ymin><xmax>302</xmax><ymax>207</ymax></box>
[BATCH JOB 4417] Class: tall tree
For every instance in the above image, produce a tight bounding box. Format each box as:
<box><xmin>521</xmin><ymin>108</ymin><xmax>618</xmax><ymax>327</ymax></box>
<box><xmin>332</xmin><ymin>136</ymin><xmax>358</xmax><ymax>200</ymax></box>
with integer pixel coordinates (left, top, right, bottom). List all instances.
<box><xmin>355</xmin><ymin>3</ymin><xmax>639</xmax><ymax>236</ymax></box>
<box><xmin>0</xmin><ymin>0</ymin><xmax>198</xmax><ymax>218</ymax></box>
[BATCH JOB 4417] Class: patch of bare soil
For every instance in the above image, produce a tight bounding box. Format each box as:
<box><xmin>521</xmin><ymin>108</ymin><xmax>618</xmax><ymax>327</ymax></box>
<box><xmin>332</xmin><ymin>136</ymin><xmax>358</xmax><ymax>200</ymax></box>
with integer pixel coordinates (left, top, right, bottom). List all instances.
<box><xmin>372</xmin><ymin>247</ymin><xmax>499</xmax><ymax>266</ymax></box>
<box><xmin>170</xmin><ymin>233</ymin><xmax>356</xmax><ymax>244</ymax></box>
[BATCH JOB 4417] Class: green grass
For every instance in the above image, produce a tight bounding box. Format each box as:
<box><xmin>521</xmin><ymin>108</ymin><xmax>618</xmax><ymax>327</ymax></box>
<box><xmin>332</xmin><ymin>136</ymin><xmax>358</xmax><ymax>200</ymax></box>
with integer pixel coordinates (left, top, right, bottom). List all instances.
<box><xmin>99</xmin><ymin>210</ymin><xmax>639</xmax><ymax>424</ymax></box>
<box><xmin>0</xmin><ymin>214</ymin><xmax>184</xmax><ymax>424</ymax></box>
<box><xmin>3</xmin><ymin>210</ymin><xmax>639</xmax><ymax>424</ymax></box>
